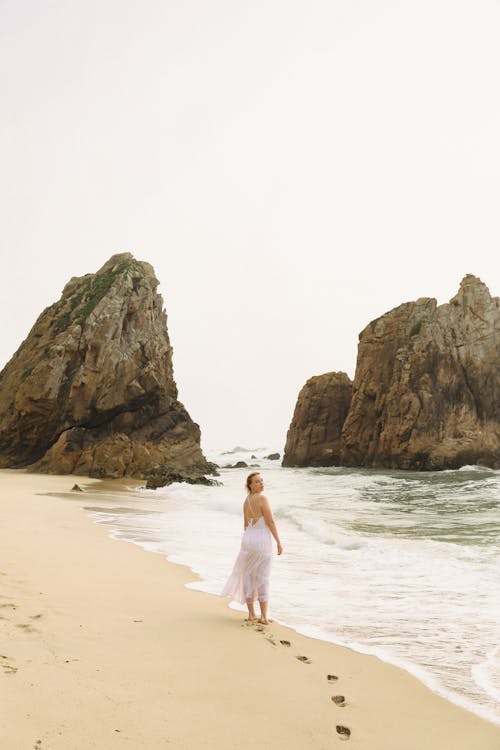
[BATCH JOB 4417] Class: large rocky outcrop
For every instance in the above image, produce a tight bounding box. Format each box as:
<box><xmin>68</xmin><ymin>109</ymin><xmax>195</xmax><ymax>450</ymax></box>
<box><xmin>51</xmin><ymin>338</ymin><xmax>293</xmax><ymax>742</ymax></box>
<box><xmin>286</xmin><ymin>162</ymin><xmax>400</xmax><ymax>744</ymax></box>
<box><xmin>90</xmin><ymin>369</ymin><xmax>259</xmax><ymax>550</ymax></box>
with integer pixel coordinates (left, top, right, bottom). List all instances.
<box><xmin>0</xmin><ymin>253</ymin><xmax>214</xmax><ymax>484</ymax></box>
<box><xmin>340</xmin><ymin>275</ymin><xmax>500</xmax><ymax>470</ymax></box>
<box><xmin>282</xmin><ymin>372</ymin><xmax>353</xmax><ymax>467</ymax></box>
<box><xmin>283</xmin><ymin>275</ymin><xmax>500</xmax><ymax>470</ymax></box>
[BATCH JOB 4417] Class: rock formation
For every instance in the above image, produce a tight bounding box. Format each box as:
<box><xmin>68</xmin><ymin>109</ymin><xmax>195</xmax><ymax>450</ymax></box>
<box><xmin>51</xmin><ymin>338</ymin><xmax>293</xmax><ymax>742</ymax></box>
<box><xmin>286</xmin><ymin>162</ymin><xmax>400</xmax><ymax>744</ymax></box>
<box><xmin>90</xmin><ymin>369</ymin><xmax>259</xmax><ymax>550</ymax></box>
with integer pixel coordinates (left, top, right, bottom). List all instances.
<box><xmin>283</xmin><ymin>275</ymin><xmax>500</xmax><ymax>470</ymax></box>
<box><xmin>282</xmin><ymin>372</ymin><xmax>353</xmax><ymax>467</ymax></box>
<box><xmin>341</xmin><ymin>275</ymin><xmax>500</xmax><ymax>470</ymax></box>
<box><xmin>0</xmin><ymin>253</ymin><xmax>214</xmax><ymax>484</ymax></box>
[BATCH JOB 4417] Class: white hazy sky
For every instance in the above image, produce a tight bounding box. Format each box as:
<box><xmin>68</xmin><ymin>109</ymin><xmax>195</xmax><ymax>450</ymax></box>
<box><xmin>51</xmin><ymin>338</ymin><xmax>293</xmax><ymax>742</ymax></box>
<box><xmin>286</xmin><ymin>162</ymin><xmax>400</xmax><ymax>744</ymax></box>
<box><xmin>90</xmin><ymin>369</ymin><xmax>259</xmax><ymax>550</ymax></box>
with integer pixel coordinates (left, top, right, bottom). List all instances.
<box><xmin>1</xmin><ymin>0</ymin><xmax>499</xmax><ymax>452</ymax></box>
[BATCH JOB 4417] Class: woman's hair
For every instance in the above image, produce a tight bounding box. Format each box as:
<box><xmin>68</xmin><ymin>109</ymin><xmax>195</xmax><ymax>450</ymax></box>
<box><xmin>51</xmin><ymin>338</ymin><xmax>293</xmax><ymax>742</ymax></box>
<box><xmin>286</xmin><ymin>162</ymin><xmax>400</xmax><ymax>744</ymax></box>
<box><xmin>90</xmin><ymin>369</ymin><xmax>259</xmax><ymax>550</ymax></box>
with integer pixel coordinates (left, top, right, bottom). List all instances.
<box><xmin>245</xmin><ymin>472</ymin><xmax>261</xmax><ymax>491</ymax></box>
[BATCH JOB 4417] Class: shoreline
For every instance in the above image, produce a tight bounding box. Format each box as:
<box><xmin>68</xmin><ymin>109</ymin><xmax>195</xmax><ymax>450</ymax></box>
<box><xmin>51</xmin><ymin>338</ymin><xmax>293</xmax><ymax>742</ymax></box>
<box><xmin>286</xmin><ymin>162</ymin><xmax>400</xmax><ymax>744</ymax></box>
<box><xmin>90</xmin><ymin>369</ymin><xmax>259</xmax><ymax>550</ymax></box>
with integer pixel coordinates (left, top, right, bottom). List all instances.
<box><xmin>280</xmin><ymin>621</ymin><xmax>500</xmax><ymax>729</ymax></box>
<box><xmin>1</xmin><ymin>469</ymin><xmax>499</xmax><ymax>749</ymax></box>
<box><xmin>115</xmin><ymin>519</ymin><xmax>500</xmax><ymax>729</ymax></box>
<box><xmin>97</xmin><ymin>471</ymin><xmax>500</xmax><ymax>729</ymax></box>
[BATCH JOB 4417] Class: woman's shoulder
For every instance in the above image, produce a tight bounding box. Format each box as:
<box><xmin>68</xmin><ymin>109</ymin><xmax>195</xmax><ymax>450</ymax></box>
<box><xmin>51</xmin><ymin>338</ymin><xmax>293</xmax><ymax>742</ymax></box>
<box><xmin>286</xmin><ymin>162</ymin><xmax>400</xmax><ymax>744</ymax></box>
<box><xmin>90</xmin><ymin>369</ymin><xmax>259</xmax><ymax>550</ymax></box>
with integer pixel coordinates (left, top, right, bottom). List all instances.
<box><xmin>244</xmin><ymin>492</ymin><xmax>268</xmax><ymax>505</ymax></box>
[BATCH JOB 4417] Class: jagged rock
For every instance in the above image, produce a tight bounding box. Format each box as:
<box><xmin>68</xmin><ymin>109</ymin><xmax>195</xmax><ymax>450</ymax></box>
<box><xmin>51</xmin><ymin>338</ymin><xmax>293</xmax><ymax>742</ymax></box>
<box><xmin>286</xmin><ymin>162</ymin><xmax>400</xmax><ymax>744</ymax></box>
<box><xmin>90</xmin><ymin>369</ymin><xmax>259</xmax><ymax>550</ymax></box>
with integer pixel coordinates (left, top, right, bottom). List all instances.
<box><xmin>145</xmin><ymin>472</ymin><xmax>221</xmax><ymax>489</ymax></box>
<box><xmin>222</xmin><ymin>460</ymin><xmax>249</xmax><ymax>469</ymax></box>
<box><xmin>71</xmin><ymin>483</ymin><xmax>83</xmax><ymax>492</ymax></box>
<box><xmin>203</xmin><ymin>461</ymin><xmax>220</xmax><ymax>475</ymax></box>
<box><xmin>0</xmin><ymin>253</ymin><xmax>213</xmax><ymax>481</ymax></box>
<box><xmin>341</xmin><ymin>275</ymin><xmax>500</xmax><ymax>470</ymax></box>
<box><xmin>265</xmin><ymin>452</ymin><xmax>280</xmax><ymax>460</ymax></box>
<box><xmin>282</xmin><ymin>373</ymin><xmax>353</xmax><ymax>467</ymax></box>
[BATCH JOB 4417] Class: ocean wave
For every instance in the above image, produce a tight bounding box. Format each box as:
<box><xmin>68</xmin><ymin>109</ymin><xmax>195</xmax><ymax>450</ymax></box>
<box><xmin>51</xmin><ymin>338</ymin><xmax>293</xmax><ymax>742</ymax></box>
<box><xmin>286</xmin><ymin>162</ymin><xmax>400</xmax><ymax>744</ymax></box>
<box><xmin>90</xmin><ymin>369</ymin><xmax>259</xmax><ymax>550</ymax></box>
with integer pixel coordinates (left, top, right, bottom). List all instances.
<box><xmin>472</xmin><ymin>648</ymin><xmax>500</xmax><ymax>705</ymax></box>
<box><xmin>442</xmin><ymin>464</ymin><xmax>499</xmax><ymax>475</ymax></box>
<box><xmin>274</xmin><ymin>506</ymin><xmax>364</xmax><ymax>549</ymax></box>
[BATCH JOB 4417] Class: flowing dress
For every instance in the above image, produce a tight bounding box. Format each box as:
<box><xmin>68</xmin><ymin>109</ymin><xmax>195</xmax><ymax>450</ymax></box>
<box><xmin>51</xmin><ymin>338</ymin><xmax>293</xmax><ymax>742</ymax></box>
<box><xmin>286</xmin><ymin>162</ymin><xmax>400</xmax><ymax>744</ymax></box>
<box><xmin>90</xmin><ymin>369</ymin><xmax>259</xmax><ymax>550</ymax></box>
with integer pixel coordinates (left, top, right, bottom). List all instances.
<box><xmin>221</xmin><ymin>494</ymin><xmax>273</xmax><ymax>604</ymax></box>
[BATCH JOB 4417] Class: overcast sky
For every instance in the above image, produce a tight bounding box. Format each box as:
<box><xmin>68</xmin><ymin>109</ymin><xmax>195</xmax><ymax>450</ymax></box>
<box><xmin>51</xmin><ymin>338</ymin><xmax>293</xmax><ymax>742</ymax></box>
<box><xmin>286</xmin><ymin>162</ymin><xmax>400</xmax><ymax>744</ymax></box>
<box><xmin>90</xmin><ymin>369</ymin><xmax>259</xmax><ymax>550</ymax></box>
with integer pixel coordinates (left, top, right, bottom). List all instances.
<box><xmin>1</xmin><ymin>0</ymin><xmax>499</xmax><ymax>452</ymax></box>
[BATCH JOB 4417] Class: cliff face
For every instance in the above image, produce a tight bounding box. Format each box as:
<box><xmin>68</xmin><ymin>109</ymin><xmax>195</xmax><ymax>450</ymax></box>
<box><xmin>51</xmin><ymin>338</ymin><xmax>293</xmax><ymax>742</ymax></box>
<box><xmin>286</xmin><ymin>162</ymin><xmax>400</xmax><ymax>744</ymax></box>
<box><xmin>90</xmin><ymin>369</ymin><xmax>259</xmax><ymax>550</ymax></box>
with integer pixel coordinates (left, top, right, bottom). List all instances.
<box><xmin>0</xmin><ymin>253</ymin><xmax>212</xmax><ymax>481</ymax></box>
<box><xmin>282</xmin><ymin>372</ymin><xmax>353</xmax><ymax>467</ymax></box>
<box><xmin>283</xmin><ymin>275</ymin><xmax>500</xmax><ymax>471</ymax></box>
<box><xmin>340</xmin><ymin>275</ymin><xmax>500</xmax><ymax>469</ymax></box>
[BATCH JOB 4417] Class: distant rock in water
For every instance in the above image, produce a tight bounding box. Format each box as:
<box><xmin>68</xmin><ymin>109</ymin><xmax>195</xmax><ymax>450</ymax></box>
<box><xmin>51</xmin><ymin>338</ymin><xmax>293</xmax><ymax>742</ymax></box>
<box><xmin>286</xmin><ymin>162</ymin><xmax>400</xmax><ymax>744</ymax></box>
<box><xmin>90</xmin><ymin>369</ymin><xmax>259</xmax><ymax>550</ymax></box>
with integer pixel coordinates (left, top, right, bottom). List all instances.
<box><xmin>221</xmin><ymin>446</ymin><xmax>259</xmax><ymax>454</ymax></box>
<box><xmin>223</xmin><ymin>460</ymin><xmax>249</xmax><ymax>469</ymax></box>
<box><xmin>0</xmin><ymin>253</ymin><xmax>213</xmax><ymax>484</ymax></box>
<box><xmin>265</xmin><ymin>452</ymin><xmax>280</xmax><ymax>460</ymax></box>
<box><xmin>283</xmin><ymin>373</ymin><xmax>353</xmax><ymax>467</ymax></box>
<box><xmin>341</xmin><ymin>275</ymin><xmax>500</xmax><ymax>470</ymax></box>
<box><xmin>145</xmin><ymin>472</ymin><xmax>220</xmax><ymax>490</ymax></box>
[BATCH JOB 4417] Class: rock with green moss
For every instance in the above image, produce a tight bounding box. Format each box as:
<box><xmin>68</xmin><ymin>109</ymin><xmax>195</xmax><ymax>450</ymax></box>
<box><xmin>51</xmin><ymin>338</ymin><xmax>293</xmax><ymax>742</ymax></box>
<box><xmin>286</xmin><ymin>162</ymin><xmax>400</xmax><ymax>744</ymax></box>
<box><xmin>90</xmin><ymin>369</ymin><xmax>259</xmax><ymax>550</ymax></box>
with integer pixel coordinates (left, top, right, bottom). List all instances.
<box><xmin>0</xmin><ymin>253</ymin><xmax>213</xmax><ymax>483</ymax></box>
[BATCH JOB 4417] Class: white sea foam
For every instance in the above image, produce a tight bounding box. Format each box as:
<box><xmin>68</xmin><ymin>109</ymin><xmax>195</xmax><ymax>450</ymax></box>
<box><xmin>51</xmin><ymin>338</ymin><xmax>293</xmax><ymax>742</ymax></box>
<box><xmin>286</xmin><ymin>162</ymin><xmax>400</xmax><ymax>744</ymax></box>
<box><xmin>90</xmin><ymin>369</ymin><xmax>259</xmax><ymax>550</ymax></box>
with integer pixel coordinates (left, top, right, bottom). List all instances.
<box><xmin>473</xmin><ymin>648</ymin><xmax>500</xmax><ymax>705</ymax></box>
<box><xmin>80</xmin><ymin>456</ymin><xmax>500</xmax><ymax>726</ymax></box>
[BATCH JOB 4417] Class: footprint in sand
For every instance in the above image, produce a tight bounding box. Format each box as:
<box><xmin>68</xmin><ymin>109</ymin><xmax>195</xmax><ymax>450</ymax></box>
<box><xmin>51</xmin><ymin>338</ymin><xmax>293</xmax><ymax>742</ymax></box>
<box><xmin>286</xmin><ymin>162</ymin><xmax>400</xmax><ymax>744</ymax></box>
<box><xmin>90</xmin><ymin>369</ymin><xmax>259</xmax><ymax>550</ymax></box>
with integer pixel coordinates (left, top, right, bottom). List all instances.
<box><xmin>336</xmin><ymin>725</ymin><xmax>351</xmax><ymax>741</ymax></box>
<box><xmin>279</xmin><ymin>640</ymin><xmax>291</xmax><ymax>647</ymax></box>
<box><xmin>1</xmin><ymin>656</ymin><xmax>18</xmax><ymax>675</ymax></box>
<box><xmin>0</xmin><ymin>602</ymin><xmax>17</xmax><ymax>610</ymax></box>
<box><xmin>15</xmin><ymin>623</ymin><xmax>36</xmax><ymax>633</ymax></box>
<box><xmin>332</xmin><ymin>695</ymin><xmax>346</xmax><ymax>707</ymax></box>
<box><xmin>295</xmin><ymin>655</ymin><xmax>311</xmax><ymax>664</ymax></box>
<box><xmin>327</xmin><ymin>674</ymin><xmax>338</xmax><ymax>682</ymax></box>
<box><xmin>266</xmin><ymin>637</ymin><xmax>277</xmax><ymax>646</ymax></box>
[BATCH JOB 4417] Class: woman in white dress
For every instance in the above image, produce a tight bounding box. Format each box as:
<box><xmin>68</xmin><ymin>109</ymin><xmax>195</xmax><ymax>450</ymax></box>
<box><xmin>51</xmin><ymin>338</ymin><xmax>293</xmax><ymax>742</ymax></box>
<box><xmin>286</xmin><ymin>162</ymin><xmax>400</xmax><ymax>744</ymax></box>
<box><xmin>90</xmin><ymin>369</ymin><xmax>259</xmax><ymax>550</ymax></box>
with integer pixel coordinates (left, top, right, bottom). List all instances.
<box><xmin>222</xmin><ymin>472</ymin><xmax>283</xmax><ymax>624</ymax></box>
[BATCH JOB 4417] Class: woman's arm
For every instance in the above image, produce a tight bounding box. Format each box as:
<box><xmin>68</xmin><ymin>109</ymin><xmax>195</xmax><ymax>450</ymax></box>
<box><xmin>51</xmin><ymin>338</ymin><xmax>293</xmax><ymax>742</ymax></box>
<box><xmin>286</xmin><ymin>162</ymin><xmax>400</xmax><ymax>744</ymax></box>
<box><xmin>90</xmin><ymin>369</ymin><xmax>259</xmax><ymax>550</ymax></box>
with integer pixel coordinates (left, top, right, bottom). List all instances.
<box><xmin>243</xmin><ymin>500</ymin><xmax>248</xmax><ymax>530</ymax></box>
<box><xmin>260</xmin><ymin>495</ymin><xmax>283</xmax><ymax>555</ymax></box>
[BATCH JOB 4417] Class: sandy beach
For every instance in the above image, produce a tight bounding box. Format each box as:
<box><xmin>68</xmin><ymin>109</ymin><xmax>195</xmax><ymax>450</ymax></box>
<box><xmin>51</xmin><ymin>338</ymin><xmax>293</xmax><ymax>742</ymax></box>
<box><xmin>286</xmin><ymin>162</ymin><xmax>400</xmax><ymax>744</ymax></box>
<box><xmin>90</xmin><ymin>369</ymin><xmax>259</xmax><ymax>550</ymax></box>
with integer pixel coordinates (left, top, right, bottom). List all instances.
<box><xmin>1</xmin><ymin>470</ymin><xmax>499</xmax><ymax>749</ymax></box>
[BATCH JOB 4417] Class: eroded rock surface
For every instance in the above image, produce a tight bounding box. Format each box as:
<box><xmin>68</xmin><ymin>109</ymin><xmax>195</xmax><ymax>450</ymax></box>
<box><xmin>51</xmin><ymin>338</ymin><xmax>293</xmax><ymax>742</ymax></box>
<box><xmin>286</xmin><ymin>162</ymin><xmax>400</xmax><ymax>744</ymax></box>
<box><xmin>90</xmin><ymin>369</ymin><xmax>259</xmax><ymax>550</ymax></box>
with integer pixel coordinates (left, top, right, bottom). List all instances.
<box><xmin>341</xmin><ymin>275</ymin><xmax>500</xmax><ymax>469</ymax></box>
<box><xmin>282</xmin><ymin>372</ymin><xmax>353</xmax><ymax>467</ymax></box>
<box><xmin>283</xmin><ymin>276</ymin><xmax>500</xmax><ymax>470</ymax></box>
<box><xmin>0</xmin><ymin>253</ymin><xmax>213</xmax><ymax>483</ymax></box>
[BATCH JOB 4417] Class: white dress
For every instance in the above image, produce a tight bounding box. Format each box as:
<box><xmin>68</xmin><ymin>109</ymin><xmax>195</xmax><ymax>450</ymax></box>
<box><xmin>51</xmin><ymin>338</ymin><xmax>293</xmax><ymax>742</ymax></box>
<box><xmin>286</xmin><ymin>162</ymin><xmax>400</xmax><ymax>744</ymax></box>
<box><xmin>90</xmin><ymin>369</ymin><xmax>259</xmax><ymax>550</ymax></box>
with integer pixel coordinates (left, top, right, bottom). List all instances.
<box><xmin>221</xmin><ymin>494</ymin><xmax>273</xmax><ymax>604</ymax></box>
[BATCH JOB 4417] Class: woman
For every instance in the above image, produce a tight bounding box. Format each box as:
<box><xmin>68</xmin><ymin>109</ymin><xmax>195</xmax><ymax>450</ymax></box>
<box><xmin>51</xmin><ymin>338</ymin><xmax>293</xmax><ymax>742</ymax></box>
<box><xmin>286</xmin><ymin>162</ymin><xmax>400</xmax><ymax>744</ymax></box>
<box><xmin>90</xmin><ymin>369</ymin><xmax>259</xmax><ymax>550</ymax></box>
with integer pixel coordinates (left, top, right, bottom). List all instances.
<box><xmin>221</xmin><ymin>472</ymin><xmax>283</xmax><ymax>624</ymax></box>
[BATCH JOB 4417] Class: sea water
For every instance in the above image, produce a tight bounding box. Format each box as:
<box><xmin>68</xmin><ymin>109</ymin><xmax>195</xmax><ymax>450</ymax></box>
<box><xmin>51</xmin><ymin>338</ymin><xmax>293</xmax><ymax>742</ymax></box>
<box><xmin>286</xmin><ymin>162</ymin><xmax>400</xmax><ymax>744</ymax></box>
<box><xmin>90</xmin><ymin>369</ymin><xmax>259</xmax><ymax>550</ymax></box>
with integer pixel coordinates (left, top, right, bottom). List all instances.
<box><xmin>81</xmin><ymin>448</ymin><xmax>500</xmax><ymax>725</ymax></box>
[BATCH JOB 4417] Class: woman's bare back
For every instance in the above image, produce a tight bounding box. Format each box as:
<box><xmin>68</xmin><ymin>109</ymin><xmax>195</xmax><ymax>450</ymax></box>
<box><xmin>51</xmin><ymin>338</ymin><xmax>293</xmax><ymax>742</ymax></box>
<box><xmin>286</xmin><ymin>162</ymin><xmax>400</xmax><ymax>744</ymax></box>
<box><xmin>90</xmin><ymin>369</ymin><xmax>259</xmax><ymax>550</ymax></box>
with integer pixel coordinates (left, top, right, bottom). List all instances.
<box><xmin>244</xmin><ymin>493</ymin><xmax>264</xmax><ymax>525</ymax></box>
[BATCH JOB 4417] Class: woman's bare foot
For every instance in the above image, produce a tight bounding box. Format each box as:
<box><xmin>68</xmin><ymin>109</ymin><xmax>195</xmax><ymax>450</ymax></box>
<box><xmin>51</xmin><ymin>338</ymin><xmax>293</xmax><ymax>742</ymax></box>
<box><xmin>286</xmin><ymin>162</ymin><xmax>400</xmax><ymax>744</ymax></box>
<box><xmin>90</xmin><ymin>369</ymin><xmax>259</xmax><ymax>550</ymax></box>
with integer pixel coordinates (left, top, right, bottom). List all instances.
<box><xmin>244</xmin><ymin>617</ymin><xmax>257</xmax><ymax>622</ymax></box>
<box><xmin>258</xmin><ymin>617</ymin><xmax>273</xmax><ymax>624</ymax></box>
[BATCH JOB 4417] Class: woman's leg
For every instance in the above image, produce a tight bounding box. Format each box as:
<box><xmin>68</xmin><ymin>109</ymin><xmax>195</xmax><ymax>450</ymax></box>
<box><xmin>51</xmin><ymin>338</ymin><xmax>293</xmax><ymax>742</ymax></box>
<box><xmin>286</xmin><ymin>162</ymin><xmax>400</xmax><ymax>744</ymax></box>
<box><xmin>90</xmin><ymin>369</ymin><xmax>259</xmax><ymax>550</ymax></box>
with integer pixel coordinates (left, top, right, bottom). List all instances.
<box><xmin>257</xmin><ymin>558</ymin><xmax>272</xmax><ymax>624</ymax></box>
<box><xmin>258</xmin><ymin>599</ymin><xmax>269</xmax><ymax>624</ymax></box>
<box><xmin>246</xmin><ymin>599</ymin><xmax>257</xmax><ymax>621</ymax></box>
